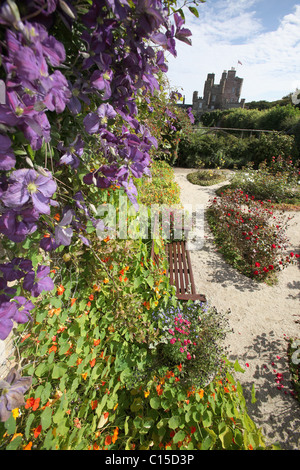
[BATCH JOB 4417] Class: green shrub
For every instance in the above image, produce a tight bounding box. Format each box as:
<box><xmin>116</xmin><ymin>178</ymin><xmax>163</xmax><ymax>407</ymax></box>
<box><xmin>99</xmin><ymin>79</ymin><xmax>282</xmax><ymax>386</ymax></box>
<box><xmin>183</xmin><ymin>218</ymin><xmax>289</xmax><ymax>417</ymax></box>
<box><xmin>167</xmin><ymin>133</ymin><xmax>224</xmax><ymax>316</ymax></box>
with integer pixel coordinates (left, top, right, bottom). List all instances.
<box><xmin>187</xmin><ymin>170</ymin><xmax>227</xmax><ymax>186</ymax></box>
<box><xmin>230</xmin><ymin>157</ymin><xmax>300</xmax><ymax>203</ymax></box>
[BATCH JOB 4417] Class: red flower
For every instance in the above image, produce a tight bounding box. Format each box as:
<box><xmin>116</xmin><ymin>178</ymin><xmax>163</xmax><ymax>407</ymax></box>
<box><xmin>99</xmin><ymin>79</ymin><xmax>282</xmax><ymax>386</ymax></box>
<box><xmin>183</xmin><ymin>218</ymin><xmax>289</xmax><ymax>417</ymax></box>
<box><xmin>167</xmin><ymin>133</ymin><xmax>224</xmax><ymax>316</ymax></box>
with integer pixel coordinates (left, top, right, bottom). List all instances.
<box><xmin>33</xmin><ymin>424</ymin><xmax>42</xmax><ymax>438</ymax></box>
<box><xmin>268</xmin><ymin>265</ymin><xmax>274</xmax><ymax>270</ymax></box>
<box><xmin>255</xmin><ymin>262</ymin><xmax>260</xmax><ymax>267</ymax></box>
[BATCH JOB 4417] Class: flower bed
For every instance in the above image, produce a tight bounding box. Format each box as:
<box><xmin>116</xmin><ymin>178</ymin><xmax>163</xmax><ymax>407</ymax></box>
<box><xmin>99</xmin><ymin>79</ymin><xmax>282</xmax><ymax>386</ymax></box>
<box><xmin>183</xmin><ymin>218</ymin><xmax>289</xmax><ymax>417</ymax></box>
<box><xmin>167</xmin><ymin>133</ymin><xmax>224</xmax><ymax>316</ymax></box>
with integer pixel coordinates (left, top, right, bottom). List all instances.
<box><xmin>207</xmin><ymin>188</ymin><xmax>299</xmax><ymax>283</ymax></box>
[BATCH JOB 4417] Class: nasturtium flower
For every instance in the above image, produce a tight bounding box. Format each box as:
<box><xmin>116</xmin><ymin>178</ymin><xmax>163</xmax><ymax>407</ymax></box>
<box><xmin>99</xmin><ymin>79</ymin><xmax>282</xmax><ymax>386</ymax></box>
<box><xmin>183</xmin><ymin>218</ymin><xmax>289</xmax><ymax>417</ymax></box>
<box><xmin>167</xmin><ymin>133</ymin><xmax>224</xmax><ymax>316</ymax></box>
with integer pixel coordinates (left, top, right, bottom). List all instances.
<box><xmin>1</xmin><ymin>169</ymin><xmax>57</xmax><ymax>215</ymax></box>
<box><xmin>0</xmin><ymin>368</ymin><xmax>32</xmax><ymax>422</ymax></box>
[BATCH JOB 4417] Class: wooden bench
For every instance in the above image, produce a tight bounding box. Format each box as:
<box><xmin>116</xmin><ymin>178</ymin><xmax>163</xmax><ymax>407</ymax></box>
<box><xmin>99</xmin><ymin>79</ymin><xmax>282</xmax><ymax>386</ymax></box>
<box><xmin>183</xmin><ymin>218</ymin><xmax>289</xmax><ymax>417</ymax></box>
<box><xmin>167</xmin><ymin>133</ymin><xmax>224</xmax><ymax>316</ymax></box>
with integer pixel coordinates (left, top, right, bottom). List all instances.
<box><xmin>150</xmin><ymin>214</ymin><xmax>206</xmax><ymax>302</ymax></box>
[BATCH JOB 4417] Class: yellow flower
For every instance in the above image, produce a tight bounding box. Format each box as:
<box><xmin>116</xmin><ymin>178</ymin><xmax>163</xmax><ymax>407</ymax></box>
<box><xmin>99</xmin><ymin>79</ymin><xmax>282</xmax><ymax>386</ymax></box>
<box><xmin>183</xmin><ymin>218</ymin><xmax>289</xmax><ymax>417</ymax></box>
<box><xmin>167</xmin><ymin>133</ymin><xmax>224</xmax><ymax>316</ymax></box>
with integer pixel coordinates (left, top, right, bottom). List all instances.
<box><xmin>12</xmin><ymin>408</ymin><xmax>19</xmax><ymax>419</ymax></box>
<box><xmin>198</xmin><ymin>389</ymin><xmax>204</xmax><ymax>399</ymax></box>
<box><xmin>144</xmin><ymin>390</ymin><xmax>150</xmax><ymax>398</ymax></box>
<box><xmin>81</xmin><ymin>372</ymin><xmax>88</xmax><ymax>380</ymax></box>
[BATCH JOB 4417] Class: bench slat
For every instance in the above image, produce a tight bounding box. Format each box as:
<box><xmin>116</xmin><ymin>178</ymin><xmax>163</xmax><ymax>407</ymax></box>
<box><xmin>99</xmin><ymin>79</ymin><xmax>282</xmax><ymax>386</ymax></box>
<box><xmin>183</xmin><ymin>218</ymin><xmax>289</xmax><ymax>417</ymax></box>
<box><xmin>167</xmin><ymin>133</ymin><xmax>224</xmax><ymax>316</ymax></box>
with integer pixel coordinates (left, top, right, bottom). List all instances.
<box><xmin>151</xmin><ymin>212</ymin><xmax>206</xmax><ymax>303</ymax></box>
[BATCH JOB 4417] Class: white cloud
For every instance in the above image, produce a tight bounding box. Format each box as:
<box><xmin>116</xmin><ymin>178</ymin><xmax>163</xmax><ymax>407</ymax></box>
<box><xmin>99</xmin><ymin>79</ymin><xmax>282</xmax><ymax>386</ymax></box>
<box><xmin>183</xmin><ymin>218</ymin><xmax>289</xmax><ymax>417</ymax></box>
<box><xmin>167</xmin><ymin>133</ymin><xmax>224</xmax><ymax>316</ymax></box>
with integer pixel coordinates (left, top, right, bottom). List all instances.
<box><xmin>166</xmin><ymin>2</ymin><xmax>300</xmax><ymax>103</ymax></box>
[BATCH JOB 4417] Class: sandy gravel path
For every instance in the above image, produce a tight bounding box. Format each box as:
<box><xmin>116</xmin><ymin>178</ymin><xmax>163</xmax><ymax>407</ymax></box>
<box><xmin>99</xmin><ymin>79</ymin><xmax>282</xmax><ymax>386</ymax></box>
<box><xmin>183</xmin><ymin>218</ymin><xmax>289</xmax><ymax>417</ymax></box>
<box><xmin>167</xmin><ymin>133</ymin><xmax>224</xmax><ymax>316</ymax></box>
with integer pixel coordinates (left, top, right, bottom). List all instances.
<box><xmin>173</xmin><ymin>168</ymin><xmax>300</xmax><ymax>450</ymax></box>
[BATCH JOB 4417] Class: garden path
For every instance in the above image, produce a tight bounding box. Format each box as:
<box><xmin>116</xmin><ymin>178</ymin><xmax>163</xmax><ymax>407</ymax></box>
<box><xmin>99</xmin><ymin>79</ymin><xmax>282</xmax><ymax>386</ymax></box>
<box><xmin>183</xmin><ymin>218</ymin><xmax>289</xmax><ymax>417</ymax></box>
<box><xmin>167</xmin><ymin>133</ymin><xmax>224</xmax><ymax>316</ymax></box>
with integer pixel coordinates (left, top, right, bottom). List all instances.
<box><xmin>173</xmin><ymin>168</ymin><xmax>300</xmax><ymax>450</ymax></box>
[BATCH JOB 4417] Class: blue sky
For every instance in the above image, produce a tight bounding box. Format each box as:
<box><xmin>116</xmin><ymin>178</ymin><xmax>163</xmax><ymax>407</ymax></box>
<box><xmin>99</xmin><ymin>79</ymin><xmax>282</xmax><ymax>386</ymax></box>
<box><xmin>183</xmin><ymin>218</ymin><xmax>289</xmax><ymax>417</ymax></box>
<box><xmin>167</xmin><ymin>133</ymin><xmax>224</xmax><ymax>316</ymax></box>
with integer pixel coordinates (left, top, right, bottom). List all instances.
<box><xmin>166</xmin><ymin>0</ymin><xmax>300</xmax><ymax>104</ymax></box>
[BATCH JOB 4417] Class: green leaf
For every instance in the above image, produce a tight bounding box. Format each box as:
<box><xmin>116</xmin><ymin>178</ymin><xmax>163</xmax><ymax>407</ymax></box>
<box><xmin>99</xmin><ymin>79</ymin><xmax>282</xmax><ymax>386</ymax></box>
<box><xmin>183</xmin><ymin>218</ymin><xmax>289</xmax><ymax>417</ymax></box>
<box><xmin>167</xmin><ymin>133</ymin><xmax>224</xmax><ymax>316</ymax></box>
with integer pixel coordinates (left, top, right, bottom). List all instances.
<box><xmin>41</xmin><ymin>406</ymin><xmax>52</xmax><ymax>430</ymax></box>
<box><xmin>219</xmin><ymin>426</ymin><xmax>233</xmax><ymax>449</ymax></box>
<box><xmin>168</xmin><ymin>415</ymin><xmax>181</xmax><ymax>430</ymax></box>
<box><xmin>202</xmin><ymin>410</ymin><xmax>212</xmax><ymax>428</ymax></box>
<box><xmin>4</xmin><ymin>413</ymin><xmax>16</xmax><ymax>435</ymax></box>
<box><xmin>251</xmin><ymin>384</ymin><xmax>257</xmax><ymax>404</ymax></box>
<box><xmin>52</xmin><ymin>362</ymin><xmax>68</xmax><ymax>379</ymax></box>
<box><xmin>188</xmin><ymin>6</ymin><xmax>199</xmax><ymax>17</ymax></box>
<box><xmin>173</xmin><ymin>430</ymin><xmax>186</xmax><ymax>443</ymax></box>
<box><xmin>233</xmin><ymin>359</ymin><xmax>245</xmax><ymax>373</ymax></box>
<box><xmin>6</xmin><ymin>435</ymin><xmax>22</xmax><ymax>450</ymax></box>
<box><xmin>149</xmin><ymin>397</ymin><xmax>160</xmax><ymax>410</ymax></box>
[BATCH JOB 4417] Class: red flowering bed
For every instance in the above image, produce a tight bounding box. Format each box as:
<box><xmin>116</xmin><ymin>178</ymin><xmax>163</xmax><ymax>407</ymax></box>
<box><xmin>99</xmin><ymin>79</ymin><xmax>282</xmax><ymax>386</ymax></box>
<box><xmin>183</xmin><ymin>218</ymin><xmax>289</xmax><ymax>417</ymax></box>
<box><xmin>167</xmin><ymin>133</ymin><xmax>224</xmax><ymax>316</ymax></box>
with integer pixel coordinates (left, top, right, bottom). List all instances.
<box><xmin>207</xmin><ymin>189</ymin><xmax>299</xmax><ymax>283</ymax></box>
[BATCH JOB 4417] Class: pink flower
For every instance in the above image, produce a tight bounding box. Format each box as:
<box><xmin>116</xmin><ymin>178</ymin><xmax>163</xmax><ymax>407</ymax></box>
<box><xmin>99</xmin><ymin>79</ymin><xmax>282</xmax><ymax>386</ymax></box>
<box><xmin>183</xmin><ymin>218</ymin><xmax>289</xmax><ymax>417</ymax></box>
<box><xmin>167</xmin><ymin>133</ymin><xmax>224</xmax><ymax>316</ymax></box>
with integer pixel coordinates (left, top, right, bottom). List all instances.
<box><xmin>170</xmin><ymin>338</ymin><xmax>176</xmax><ymax>344</ymax></box>
<box><xmin>187</xmin><ymin>353</ymin><xmax>191</xmax><ymax>360</ymax></box>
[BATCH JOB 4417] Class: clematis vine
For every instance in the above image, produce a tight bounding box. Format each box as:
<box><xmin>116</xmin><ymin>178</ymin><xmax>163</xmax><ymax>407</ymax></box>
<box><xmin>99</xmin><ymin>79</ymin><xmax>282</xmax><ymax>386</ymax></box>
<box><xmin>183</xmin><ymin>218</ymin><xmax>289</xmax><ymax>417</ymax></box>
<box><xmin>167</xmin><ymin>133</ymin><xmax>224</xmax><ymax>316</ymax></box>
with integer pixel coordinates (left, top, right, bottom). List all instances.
<box><xmin>0</xmin><ymin>0</ymin><xmax>196</xmax><ymax>348</ymax></box>
<box><xmin>0</xmin><ymin>368</ymin><xmax>32</xmax><ymax>422</ymax></box>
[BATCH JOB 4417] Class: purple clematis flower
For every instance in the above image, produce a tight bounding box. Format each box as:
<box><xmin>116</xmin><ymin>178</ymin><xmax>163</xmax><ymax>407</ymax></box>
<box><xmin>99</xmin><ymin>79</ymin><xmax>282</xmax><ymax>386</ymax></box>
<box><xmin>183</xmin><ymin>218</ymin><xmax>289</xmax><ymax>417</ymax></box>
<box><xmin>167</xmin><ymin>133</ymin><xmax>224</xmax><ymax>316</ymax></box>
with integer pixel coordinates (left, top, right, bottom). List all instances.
<box><xmin>187</xmin><ymin>107</ymin><xmax>195</xmax><ymax>124</ymax></box>
<box><xmin>0</xmin><ymin>278</ymin><xmax>16</xmax><ymax>303</ymax></box>
<box><xmin>0</xmin><ymin>300</ymin><xmax>18</xmax><ymax>341</ymax></box>
<box><xmin>84</xmin><ymin>103</ymin><xmax>117</xmax><ymax>134</ymax></box>
<box><xmin>174</xmin><ymin>12</ymin><xmax>192</xmax><ymax>46</ymax></box>
<box><xmin>0</xmin><ymin>258</ymin><xmax>33</xmax><ymax>282</ymax></box>
<box><xmin>0</xmin><ymin>207</ymin><xmax>39</xmax><ymax>243</ymax></box>
<box><xmin>13</xmin><ymin>296</ymin><xmax>35</xmax><ymax>324</ymax></box>
<box><xmin>0</xmin><ymin>134</ymin><xmax>16</xmax><ymax>171</ymax></box>
<box><xmin>39</xmin><ymin>233</ymin><xmax>60</xmax><ymax>252</ymax></box>
<box><xmin>90</xmin><ymin>69</ymin><xmax>112</xmax><ymax>100</ymax></box>
<box><xmin>55</xmin><ymin>209</ymin><xmax>74</xmax><ymax>246</ymax></box>
<box><xmin>1</xmin><ymin>169</ymin><xmax>57</xmax><ymax>215</ymax></box>
<box><xmin>58</xmin><ymin>135</ymin><xmax>84</xmax><ymax>169</ymax></box>
<box><xmin>0</xmin><ymin>368</ymin><xmax>32</xmax><ymax>422</ymax></box>
<box><xmin>23</xmin><ymin>265</ymin><xmax>54</xmax><ymax>298</ymax></box>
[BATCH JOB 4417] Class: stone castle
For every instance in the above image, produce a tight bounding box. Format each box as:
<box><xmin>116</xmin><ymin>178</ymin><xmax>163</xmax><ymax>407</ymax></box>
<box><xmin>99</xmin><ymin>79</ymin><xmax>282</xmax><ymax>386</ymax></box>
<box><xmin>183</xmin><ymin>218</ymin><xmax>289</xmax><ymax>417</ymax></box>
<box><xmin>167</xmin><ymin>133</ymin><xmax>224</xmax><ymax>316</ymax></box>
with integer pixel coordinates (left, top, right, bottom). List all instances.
<box><xmin>192</xmin><ymin>67</ymin><xmax>245</xmax><ymax>113</ymax></box>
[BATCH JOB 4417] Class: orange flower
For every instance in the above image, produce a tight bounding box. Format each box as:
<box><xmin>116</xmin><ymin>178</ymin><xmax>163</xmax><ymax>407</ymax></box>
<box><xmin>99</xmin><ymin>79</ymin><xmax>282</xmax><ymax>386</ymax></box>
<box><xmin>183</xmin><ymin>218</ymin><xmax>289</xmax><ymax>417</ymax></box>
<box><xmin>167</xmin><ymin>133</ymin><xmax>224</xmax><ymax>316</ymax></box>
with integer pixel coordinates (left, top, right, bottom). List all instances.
<box><xmin>76</xmin><ymin>358</ymin><xmax>83</xmax><ymax>366</ymax></box>
<box><xmin>93</xmin><ymin>284</ymin><xmax>101</xmax><ymax>291</ymax></box>
<box><xmin>112</xmin><ymin>427</ymin><xmax>119</xmax><ymax>444</ymax></box>
<box><xmin>25</xmin><ymin>397</ymin><xmax>40</xmax><ymax>411</ymax></box>
<box><xmin>103</xmin><ymin>412</ymin><xmax>109</xmax><ymax>420</ymax></box>
<box><xmin>89</xmin><ymin>358</ymin><xmax>96</xmax><ymax>368</ymax></box>
<box><xmin>81</xmin><ymin>372</ymin><xmax>88</xmax><ymax>380</ymax></box>
<box><xmin>48</xmin><ymin>345</ymin><xmax>57</xmax><ymax>354</ymax></box>
<box><xmin>53</xmin><ymin>213</ymin><xmax>60</xmax><ymax>221</ymax></box>
<box><xmin>33</xmin><ymin>425</ymin><xmax>42</xmax><ymax>439</ymax></box>
<box><xmin>224</xmin><ymin>387</ymin><xmax>230</xmax><ymax>393</ymax></box>
<box><xmin>91</xmin><ymin>400</ymin><xmax>98</xmax><ymax>410</ymax></box>
<box><xmin>23</xmin><ymin>441</ymin><xmax>33</xmax><ymax>450</ymax></box>
<box><xmin>74</xmin><ymin>418</ymin><xmax>81</xmax><ymax>429</ymax></box>
<box><xmin>57</xmin><ymin>284</ymin><xmax>65</xmax><ymax>296</ymax></box>
<box><xmin>93</xmin><ymin>339</ymin><xmax>101</xmax><ymax>346</ymax></box>
<box><xmin>103</xmin><ymin>278</ymin><xmax>109</xmax><ymax>284</ymax></box>
<box><xmin>21</xmin><ymin>333</ymin><xmax>31</xmax><ymax>343</ymax></box>
<box><xmin>89</xmin><ymin>294</ymin><xmax>94</xmax><ymax>301</ymax></box>
<box><xmin>70</xmin><ymin>298</ymin><xmax>77</xmax><ymax>306</ymax></box>
<box><xmin>105</xmin><ymin>435</ymin><xmax>112</xmax><ymax>446</ymax></box>
<box><xmin>198</xmin><ymin>389</ymin><xmax>204</xmax><ymax>399</ymax></box>
<box><xmin>103</xmin><ymin>236</ymin><xmax>110</xmax><ymax>243</ymax></box>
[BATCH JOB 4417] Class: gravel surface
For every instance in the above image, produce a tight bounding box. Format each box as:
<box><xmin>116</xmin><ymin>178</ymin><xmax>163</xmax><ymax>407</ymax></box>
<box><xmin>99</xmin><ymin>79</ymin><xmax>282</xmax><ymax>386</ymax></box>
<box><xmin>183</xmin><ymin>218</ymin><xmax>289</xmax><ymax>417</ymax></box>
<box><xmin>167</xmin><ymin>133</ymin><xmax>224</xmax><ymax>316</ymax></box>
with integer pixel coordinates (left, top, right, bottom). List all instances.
<box><xmin>173</xmin><ymin>167</ymin><xmax>300</xmax><ymax>450</ymax></box>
